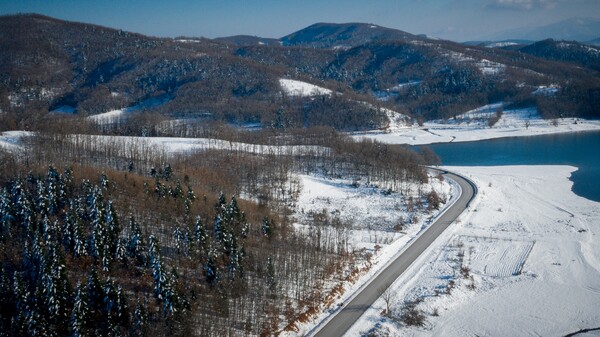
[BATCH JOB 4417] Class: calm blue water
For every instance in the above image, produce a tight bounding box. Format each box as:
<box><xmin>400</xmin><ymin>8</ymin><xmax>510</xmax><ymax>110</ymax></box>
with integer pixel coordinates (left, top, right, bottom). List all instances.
<box><xmin>419</xmin><ymin>131</ymin><xmax>600</xmax><ymax>203</ymax></box>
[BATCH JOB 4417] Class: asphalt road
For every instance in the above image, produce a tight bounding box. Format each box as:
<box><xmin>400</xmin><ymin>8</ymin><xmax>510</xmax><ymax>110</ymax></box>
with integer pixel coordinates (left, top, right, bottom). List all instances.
<box><xmin>311</xmin><ymin>170</ymin><xmax>477</xmax><ymax>337</ymax></box>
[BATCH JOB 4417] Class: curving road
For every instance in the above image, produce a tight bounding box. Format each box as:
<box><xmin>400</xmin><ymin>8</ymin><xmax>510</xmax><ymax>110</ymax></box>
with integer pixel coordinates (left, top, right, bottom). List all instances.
<box><xmin>310</xmin><ymin>169</ymin><xmax>477</xmax><ymax>337</ymax></box>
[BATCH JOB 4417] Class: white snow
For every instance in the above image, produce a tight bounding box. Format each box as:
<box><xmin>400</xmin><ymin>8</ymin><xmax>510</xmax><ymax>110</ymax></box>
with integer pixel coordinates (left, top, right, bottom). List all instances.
<box><xmin>347</xmin><ymin>165</ymin><xmax>600</xmax><ymax>337</ymax></box>
<box><xmin>533</xmin><ymin>84</ymin><xmax>560</xmax><ymax>96</ymax></box>
<box><xmin>174</xmin><ymin>39</ymin><xmax>201</xmax><ymax>43</ymax></box>
<box><xmin>458</xmin><ymin>235</ymin><xmax>534</xmax><ymax>277</ymax></box>
<box><xmin>284</xmin><ymin>172</ymin><xmax>456</xmax><ymax>336</ymax></box>
<box><xmin>358</xmin><ymin>101</ymin><xmax>411</xmax><ymax>131</ymax></box>
<box><xmin>279</xmin><ymin>79</ymin><xmax>332</xmax><ymax>97</ymax></box>
<box><xmin>87</xmin><ymin>96</ymin><xmax>170</xmax><ymax>125</ymax></box>
<box><xmin>485</xmin><ymin>41</ymin><xmax>519</xmax><ymax>48</ymax></box>
<box><xmin>477</xmin><ymin>59</ymin><xmax>505</xmax><ymax>75</ymax></box>
<box><xmin>353</xmin><ymin>104</ymin><xmax>600</xmax><ymax>145</ymax></box>
<box><xmin>388</xmin><ymin>81</ymin><xmax>421</xmax><ymax>91</ymax></box>
<box><xmin>66</xmin><ymin>134</ymin><xmax>331</xmax><ymax>159</ymax></box>
<box><xmin>88</xmin><ymin>107</ymin><xmax>130</xmax><ymax>124</ymax></box>
<box><xmin>0</xmin><ymin>131</ymin><xmax>31</xmax><ymax>152</ymax></box>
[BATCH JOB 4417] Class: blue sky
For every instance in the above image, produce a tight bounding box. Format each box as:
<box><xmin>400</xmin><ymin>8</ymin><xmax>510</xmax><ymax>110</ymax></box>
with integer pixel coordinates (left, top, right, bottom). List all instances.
<box><xmin>0</xmin><ymin>0</ymin><xmax>598</xmax><ymax>41</ymax></box>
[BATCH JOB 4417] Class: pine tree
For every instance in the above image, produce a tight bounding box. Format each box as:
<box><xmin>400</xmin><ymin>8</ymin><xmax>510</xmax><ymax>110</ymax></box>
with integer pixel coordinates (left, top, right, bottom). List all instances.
<box><xmin>173</xmin><ymin>224</ymin><xmax>183</xmax><ymax>255</ymax></box>
<box><xmin>64</xmin><ymin>202</ymin><xmax>87</xmax><ymax>257</ymax></box>
<box><xmin>88</xmin><ymin>187</ymin><xmax>106</xmax><ymax>259</ymax></box>
<box><xmin>148</xmin><ymin>235</ymin><xmax>179</xmax><ymax>316</ymax></box>
<box><xmin>99</xmin><ymin>173</ymin><xmax>110</xmax><ymax>190</ymax></box>
<box><xmin>261</xmin><ymin>217</ymin><xmax>272</xmax><ymax>238</ymax></box>
<box><xmin>0</xmin><ymin>189</ymin><xmax>14</xmax><ymax>240</ymax></box>
<box><xmin>213</xmin><ymin>215</ymin><xmax>223</xmax><ymax>243</ymax></box>
<box><xmin>204</xmin><ymin>248</ymin><xmax>218</xmax><ymax>284</ymax></box>
<box><xmin>130</xmin><ymin>301</ymin><xmax>147</xmax><ymax>337</ymax></box>
<box><xmin>70</xmin><ymin>283</ymin><xmax>88</xmax><ymax>337</ymax></box>
<box><xmin>35</xmin><ymin>179</ymin><xmax>50</xmax><ymax>217</ymax></box>
<box><xmin>86</xmin><ymin>269</ymin><xmax>104</xmax><ymax>314</ymax></box>
<box><xmin>103</xmin><ymin>279</ymin><xmax>118</xmax><ymax>335</ymax></box>
<box><xmin>12</xmin><ymin>272</ymin><xmax>30</xmax><ymax>336</ymax></box>
<box><xmin>43</xmin><ymin>245</ymin><xmax>71</xmax><ymax>330</ymax></box>
<box><xmin>162</xmin><ymin>164</ymin><xmax>173</xmax><ymax>181</ymax></box>
<box><xmin>193</xmin><ymin>216</ymin><xmax>207</xmax><ymax>253</ymax></box>
<box><xmin>101</xmin><ymin>201</ymin><xmax>120</xmax><ymax>271</ymax></box>
<box><xmin>0</xmin><ymin>267</ymin><xmax>15</xmax><ymax>331</ymax></box>
<box><xmin>46</xmin><ymin>166</ymin><xmax>62</xmax><ymax>215</ymax></box>
<box><xmin>127</xmin><ymin>216</ymin><xmax>144</xmax><ymax>261</ymax></box>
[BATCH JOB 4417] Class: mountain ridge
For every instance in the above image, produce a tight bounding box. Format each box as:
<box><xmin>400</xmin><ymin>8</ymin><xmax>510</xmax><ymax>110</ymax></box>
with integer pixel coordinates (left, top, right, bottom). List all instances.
<box><xmin>477</xmin><ymin>17</ymin><xmax>600</xmax><ymax>42</ymax></box>
<box><xmin>1</xmin><ymin>14</ymin><xmax>599</xmax><ymax>133</ymax></box>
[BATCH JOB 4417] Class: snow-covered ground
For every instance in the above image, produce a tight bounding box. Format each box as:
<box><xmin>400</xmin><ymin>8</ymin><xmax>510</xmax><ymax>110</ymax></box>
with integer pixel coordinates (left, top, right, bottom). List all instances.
<box><xmin>87</xmin><ymin>96</ymin><xmax>170</xmax><ymax>125</ymax></box>
<box><xmin>284</xmin><ymin>172</ymin><xmax>456</xmax><ymax>336</ymax></box>
<box><xmin>354</xmin><ymin>105</ymin><xmax>600</xmax><ymax>145</ymax></box>
<box><xmin>67</xmin><ymin>134</ymin><xmax>330</xmax><ymax>158</ymax></box>
<box><xmin>0</xmin><ymin>130</ymin><xmax>29</xmax><ymax>152</ymax></box>
<box><xmin>279</xmin><ymin>79</ymin><xmax>332</xmax><ymax>97</ymax></box>
<box><xmin>348</xmin><ymin>165</ymin><xmax>600</xmax><ymax>336</ymax></box>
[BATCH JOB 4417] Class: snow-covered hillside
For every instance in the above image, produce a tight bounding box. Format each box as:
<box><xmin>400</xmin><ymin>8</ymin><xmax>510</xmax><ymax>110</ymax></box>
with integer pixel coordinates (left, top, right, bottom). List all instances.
<box><xmin>279</xmin><ymin>79</ymin><xmax>332</xmax><ymax>97</ymax></box>
<box><xmin>284</xmin><ymin>172</ymin><xmax>456</xmax><ymax>336</ymax></box>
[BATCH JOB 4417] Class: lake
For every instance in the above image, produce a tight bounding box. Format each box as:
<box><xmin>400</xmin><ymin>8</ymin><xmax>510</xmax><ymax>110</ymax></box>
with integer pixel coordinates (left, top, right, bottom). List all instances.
<box><xmin>420</xmin><ymin>131</ymin><xmax>600</xmax><ymax>203</ymax></box>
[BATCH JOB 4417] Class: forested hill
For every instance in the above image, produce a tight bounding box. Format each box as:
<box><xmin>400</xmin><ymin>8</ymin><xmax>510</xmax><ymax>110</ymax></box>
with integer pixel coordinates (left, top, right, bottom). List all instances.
<box><xmin>1</xmin><ymin>14</ymin><xmax>599</xmax><ymax>133</ymax></box>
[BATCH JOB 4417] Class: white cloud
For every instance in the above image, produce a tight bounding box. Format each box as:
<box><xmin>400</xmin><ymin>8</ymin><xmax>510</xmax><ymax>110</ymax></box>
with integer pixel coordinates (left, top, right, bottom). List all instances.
<box><xmin>487</xmin><ymin>0</ymin><xmax>560</xmax><ymax>10</ymax></box>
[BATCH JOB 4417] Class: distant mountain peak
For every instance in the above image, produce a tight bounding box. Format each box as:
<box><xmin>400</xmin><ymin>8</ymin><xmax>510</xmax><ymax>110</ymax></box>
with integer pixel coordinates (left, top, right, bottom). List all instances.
<box><xmin>281</xmin><ymin>22</ymin><xmax>418</xmax><ymax>49</ymax></box>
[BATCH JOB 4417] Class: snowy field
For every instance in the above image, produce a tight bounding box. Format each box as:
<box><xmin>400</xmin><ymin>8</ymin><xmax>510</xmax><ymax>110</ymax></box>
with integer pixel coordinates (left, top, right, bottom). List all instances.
<box><xmin>348</xmin><ymin>165</ymin><xmax>600</xmax><ymax>337</ymax></box>
<box><xmin>285</xmin><ymin>172</ymin><xmax>457</xmax><ymax>336</ymax></box>
<box><xmin>354</xmin><ymin>105</ymin><xmax>600</xmax><ymax>145</ymax></box>
<box><xmin>0</xmin><ymin>130</ymin><xmax>28</xmax><ymax>152</ymax></box>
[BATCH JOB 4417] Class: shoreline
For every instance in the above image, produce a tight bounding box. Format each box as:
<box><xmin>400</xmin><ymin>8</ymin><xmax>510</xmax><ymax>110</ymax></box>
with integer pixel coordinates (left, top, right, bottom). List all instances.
<box><xmin>352</xmin><ymin>114</ymin><xmax>600</xmax><ymax>146</ymax></box>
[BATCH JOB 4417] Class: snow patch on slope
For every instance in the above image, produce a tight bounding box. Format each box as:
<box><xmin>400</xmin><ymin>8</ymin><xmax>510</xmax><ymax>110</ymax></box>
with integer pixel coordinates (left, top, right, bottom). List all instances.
<box><xmin>279</xmin><ymin>79</ymin><xmax>332</xmax><ymax>97</ymax></box>
<box><xmin>87</xmin><ymin>97</ymin><xmax>170</xmax><ymax>125</ymax></box>
<box><xmin>0</xmin><ymin>131</ymin><xmax>31</xmax><ymax>152</ymax></box>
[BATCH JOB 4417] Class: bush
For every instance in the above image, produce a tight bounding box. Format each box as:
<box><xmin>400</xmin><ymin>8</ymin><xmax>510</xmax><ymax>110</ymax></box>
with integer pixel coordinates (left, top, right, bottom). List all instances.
<box><xmin>398</xmin><ymin>302</ymin><xmax>426</xmax><ymax>327</ymax></box>
<box><xmin>488</xmin><ymin>107</ymin><xmax>503</xmax><ymax>127</ymax></box>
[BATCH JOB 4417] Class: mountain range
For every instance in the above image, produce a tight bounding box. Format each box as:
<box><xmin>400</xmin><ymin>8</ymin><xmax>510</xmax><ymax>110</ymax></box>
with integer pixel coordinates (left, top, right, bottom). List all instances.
<box><xmin>475</xmin><ymin>17</ymin><xmax>600</xmax><ymax>43</ymax></box>
<box><xmin>1</xmin><ymin>14</ymin><xmax>599</xmax><ymax>133</ymax></box>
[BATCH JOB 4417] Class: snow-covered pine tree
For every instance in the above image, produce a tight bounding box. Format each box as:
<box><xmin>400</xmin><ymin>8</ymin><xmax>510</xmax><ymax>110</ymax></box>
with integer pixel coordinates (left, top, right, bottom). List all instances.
<box><xmin>64</xmin><ymin>202</ymin><xmax>87</xmax><ymax>257</ymax></box>
<box><xmin>85</xmin><ymin>269</ymin><xmax>104</xmax><ymax>315</ymax></box>
<box><xmin>70</xmin><ymin>282</ymin><xmax>88</xmax><ymax>337</ymax></box>
<box><xmin>193</xmin><ymin>216</ymin><xmax>207</xmax><ymax>253</ymax></box>
<box><xmin>43</xmin><ymin>244</ymin><xmax>71</xmax><ymax>329</ymax></box>
<box><xmin>87</xmin><ymin>186</ymin><xmax>106</xmax><ymax>259</ymax></box>
<box><xmin>45</xmin><ymin>166</ymin><xmax>62</xmax><ymax>215</ymax></box>
<box><xmin>148</xmin><ymin>235</ymin><xmax>179</xmax><ymax>316</ymax></box>
<box><xmin>162</xmin><ymin>164</ymin><xmax>173</xmax><ymax>181</ymax></box>
<box><xmin>35</xmin><ymin>179</ymin><xmax>50</xmax><ymax>217</ymax></box>
<box><xmin>130</xmin><ymin>301</ymin><xmax>147</xmax><ymax>337</ymax></box>
<box><xmin>213</xmin><ymin>214</ymin><xmax>223</xmax><ymax>243</ymax></box>
<box><xmin>0</xmin><ymin>188</ymin><xmax>14</xmax><ymax>240</ymax></box>
<box><xmin>261</xmin><ymin>216</ymin><xmax>272</xmax><ymax>238</ymax></box>
<box><xmin>204</xmin><ymin>248</ymin><xmax>218</xmax><ymax>284</ymax></box>
<box><xmin>127</xmin><ymin>215</ymin><xmax>144</xmax><ymax>261</ymax></box>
